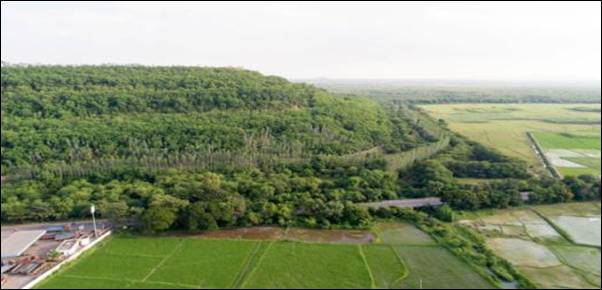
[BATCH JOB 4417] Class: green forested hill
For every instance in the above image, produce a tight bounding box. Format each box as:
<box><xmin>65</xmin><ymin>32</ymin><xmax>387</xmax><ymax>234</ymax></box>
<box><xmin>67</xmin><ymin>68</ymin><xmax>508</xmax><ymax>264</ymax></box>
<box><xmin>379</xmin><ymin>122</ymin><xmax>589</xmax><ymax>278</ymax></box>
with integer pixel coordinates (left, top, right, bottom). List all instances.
<box><xmin>1</xmin><ymin>66</ymin><xmax>316</xmax><ymax>116</ymax></box>
<box><xmin>0</xmin><ymin>65</ymin><xmax>431</xmax><ymax>228</ymax></box>
<box><xmin>1</xmin><ymin>66</ymin><xmax>425</xmax><ymax>175</ymax></box>
<box><xmin>1</xmin><ymin>65</ymin><xmax>598</xmax><ymax>231</ymax></box>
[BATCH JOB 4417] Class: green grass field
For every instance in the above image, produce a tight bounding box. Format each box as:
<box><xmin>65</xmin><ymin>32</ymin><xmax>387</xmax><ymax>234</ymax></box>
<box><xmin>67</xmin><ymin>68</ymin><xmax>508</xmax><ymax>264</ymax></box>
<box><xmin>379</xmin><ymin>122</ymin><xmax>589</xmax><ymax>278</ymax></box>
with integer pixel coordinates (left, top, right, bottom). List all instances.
<box><xmin>242</xmin><ymin>242</ymin><xmax>373</xmax><ymax>289</ymax></box>
<box><xmin>37</xmin><ymin>223</ymin><xmax>494</xmax><ymax>289</ymax></box>
<box><xmin>421</xmin><ymin>104</ymin><xmax>601</xmax><ymax>175</ymax></box>
<box><xmin>375</xmin><ymin>223</ymin><xmax>436</xmax><ymax>246</ymax></box>
<box><xmin>362</xmin><ymin>245</ymin><xmax>407</xmax><ymax>289</ymax></box>
<box><xmin>533</xmin><ymin>132</ymin><xmax>601</xmax><ymax>151</ymax></box>
<box><xmin>374</xmin><ymin>223</ymin><xmax>493</xmax><ymax>289</ymax></box>
<box><xmin>531</xmin><ymin>131</ymin><xmax>601</xmax><ymax>176</ymax></box>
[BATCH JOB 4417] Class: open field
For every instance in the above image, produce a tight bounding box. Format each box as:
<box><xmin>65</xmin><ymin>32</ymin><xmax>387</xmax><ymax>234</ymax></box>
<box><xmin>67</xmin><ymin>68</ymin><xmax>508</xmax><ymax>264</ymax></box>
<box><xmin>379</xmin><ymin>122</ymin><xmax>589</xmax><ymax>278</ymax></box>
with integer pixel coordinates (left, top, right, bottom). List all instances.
<box><xmin>549</xmin><ymin>216</ymin><xmax>601</xmax><ymax>247</ymax></box>
<box><xmin>242</xmin><ymin>242</ymin><xmax>373</xmax><ymax>289</ymax></box>
<box><xmin>375</xmin><ymin>223</ymin><xmax>437</xmax><ymax>246</ymax></box>
<box><xmin>460</xmin><ymin>202</ymin><xmax>601</xmax><ymax>289</ymax></box>
<box><xmin>532</xmin><ymin>132</ymin><xmax>601</xmax><ymax>176</ymax></box>
<box><xmin>466</xmin><ymin>208</ymin><xmax>563</xmax><ymax>242</ymax></box>
<box><xmin>421</xmin><ymin>104</ymin><xmax>601</xmax><ymax>176</ymax></box>
<box><xmin>518</xmin><ymin>265</ymin><xmax>599</xmax><ymax>289</ymax></box>
<box><xmin>394</xmin><ymin>246</ymin><xmax>493</xmax><ymax>289</ymax></box>
<box><xmin>532</xmin><ymin>202</ymin><xmax>601</xmax><ymax>247</ymax></box>
<box><xmin>38</xmin><ymin>238</ymin><xmax>376</xmax><ymax>289</ymax></box>
<box><xmin>534</xmin><ymin>202</ymin><xmax>601</xmax><ymax>217</ymax></box>
<box><xmin>551</xmin><ymin>246</ymin><xmax>601</xmax><ymax>277</ymax></box>
<box><xmin>533</xmin><ymin>132</ymin><xmax>601</xmax><ymax>151</ymax></box>
<box><xmin>36</xmin><ymin>223</ymin><xmax>493</xmax><ymax>289</ymax></box>
<box><xmin>532</xmin><ymin>131</ymin><xmax>601</xmax><ymax>176</ymax></box>
<box><xmin>487</xmin><ymin>238</ymin><xmax>562</xmax><ymax>268</ymax></box>
<box><xmin>191</xmin><ymin>227</ymin><xmax>375</xmax><ymax>244</ymax></box>
<box><xmin>362</xmin><ymin>245</ymin><xmax>407</xmax><ymax>289</ymax></box>
<box><xmin>373</xmin><ymin>223</ymin><xmax>493</xmax><ymax>289</ymax></box>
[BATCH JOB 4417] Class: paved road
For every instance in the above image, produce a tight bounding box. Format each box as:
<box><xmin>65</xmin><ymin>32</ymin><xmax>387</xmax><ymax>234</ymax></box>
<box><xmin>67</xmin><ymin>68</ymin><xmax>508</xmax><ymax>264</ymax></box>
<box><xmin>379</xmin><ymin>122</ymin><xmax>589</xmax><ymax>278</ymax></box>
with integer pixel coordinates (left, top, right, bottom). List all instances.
<box><xmin>1</xmin><ymin>219</ymin><xmax>109</xmax><ymax>234</ymax></box>
<box><xmin>362</xmin><ymin>193</ymin><xmax>532</xmax><ymax>210</ymax></box>
<box><xmin>361</xmin><ymin>197</ymin><xmax>444</xmax><ymax>209</ymax></box>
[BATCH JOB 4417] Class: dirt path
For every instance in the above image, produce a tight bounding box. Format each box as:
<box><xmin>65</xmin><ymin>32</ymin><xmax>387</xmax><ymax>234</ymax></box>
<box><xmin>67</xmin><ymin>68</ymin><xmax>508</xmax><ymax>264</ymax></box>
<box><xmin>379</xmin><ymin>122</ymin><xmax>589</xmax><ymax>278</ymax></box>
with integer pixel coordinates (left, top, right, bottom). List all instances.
<box><xmin>191</xmin><ymin>227</ymin><xmax>375</xmax><ymax>245</ymax></box>
<box><xmin>358</xmin><ymin>245</ymin><xmax>377</xmax><ymax>289</ymax></box>
<box><xmin>527</xmin><ymin>132</ymin><xmax>562</xmax><ymax>178</ymax></box>
<box><xmin>231</xmin><ymin>241</ymin><xmax>269</xmax><ymax>289</ymax></box>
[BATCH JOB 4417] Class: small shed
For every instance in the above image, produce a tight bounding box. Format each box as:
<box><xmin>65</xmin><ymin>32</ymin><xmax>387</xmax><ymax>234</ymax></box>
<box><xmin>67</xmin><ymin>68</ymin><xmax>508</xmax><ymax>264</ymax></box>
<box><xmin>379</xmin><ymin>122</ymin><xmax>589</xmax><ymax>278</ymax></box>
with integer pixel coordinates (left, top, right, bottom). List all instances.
<box><xmin>1</xmin><ymin>231</ymin><xmax>46</xmax><ymax>259</ymax></box>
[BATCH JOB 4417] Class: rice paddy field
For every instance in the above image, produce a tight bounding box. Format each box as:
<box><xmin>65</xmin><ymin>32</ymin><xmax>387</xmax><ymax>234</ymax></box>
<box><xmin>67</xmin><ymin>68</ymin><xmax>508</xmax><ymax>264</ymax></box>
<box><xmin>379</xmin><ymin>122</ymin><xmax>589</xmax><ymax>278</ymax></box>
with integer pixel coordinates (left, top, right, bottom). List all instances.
<box><xmin>420</xmin><ymin>104</ymin><xmax>601</xmax><ymax>176</ymax></box>
<box><xmin>460</xmin><ymin>202</ymin><xmax>601</xmax><ymax>289</ymax></box>
<box><xmin>375</xmin><ymin>223</ymin><xmax>493</xmax><ymax>289</ymax></box>
<box><xmin>36</xmin><ymin>223</ymin><xmax>494</xmax><ymax>289</ymax></box>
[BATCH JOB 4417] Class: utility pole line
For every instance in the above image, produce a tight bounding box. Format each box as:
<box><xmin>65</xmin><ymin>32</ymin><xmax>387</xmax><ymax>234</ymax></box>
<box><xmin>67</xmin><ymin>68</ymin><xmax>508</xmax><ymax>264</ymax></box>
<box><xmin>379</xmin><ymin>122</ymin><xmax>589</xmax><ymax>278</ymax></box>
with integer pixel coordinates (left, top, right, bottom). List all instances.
<box><xmin>91</xmin><ymin>204</ymin><xmax>98</xmax><ymax>238</ymax></box>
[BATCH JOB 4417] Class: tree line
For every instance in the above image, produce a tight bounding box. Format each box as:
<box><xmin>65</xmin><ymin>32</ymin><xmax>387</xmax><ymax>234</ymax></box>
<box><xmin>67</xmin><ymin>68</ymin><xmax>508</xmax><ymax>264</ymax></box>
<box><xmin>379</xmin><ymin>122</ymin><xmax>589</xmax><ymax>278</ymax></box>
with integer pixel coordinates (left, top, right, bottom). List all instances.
<box><xmin>2</xmin><ymin>158</ymin><xmax>399</xmax><ymax>231</ymax></box>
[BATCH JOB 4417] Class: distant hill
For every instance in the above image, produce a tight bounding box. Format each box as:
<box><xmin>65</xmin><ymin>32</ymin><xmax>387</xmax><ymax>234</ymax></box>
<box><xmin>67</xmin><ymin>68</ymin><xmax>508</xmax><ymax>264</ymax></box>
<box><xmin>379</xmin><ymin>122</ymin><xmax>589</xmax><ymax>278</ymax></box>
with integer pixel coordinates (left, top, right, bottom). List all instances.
<box><xmin>301</xmin><ymin>79</ymin><xmax>602</xmax><ymax>104</ymax></box>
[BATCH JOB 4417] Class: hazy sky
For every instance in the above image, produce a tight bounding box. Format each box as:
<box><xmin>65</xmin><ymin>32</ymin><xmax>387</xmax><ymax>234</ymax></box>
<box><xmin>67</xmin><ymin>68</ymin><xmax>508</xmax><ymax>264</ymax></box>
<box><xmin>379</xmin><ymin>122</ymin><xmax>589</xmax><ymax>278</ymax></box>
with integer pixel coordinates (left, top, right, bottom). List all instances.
<box><xmin>2</xmin><ymin>1</ymin><xmax>601</xmax><ymax>81</ymax></box>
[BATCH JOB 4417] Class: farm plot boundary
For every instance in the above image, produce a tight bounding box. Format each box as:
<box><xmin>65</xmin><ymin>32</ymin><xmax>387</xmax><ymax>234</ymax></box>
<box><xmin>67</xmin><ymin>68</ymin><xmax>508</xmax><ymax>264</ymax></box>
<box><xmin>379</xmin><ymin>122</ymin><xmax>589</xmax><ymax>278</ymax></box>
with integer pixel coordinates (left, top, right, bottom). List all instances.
<box><xmin>37</xmin><ymin>236</ymin><xmax>410</xmax><ymax>289</ymax></box>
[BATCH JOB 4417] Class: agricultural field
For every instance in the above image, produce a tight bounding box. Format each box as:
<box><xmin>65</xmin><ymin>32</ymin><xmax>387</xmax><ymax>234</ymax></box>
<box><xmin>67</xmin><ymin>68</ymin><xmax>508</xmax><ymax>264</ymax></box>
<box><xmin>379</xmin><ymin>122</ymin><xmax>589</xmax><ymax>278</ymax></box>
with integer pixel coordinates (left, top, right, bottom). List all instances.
<box><xmin>36</xmin><ymin>223</ymin><xmax>493</xmax><ymax>289</ymax></box>
<box><xmin>394</xmin><ymin>246</ymin><xmax>492</xmax><ymax>289</ymax></box>
<box><xmin>421</xmin><ymin>104</ymin><xmax>601</xmax><ymax>176</ymax></box>
<box><xmin>460</xmin><ymin>202</ymin><xmax>601</xmax><ymax>289</ymax></box>
<box><xmin>531</xmin><ymin>131</ymin><xmax>601</xmax><ymax>176</ymax></box>
<box><xmin>534</xmin><ymin>202</ymin><xmax>601</xmax><ymax>247</ymax></box>
<box><xmin>374</xmin><ymin>223</ymin><xmax>493</xmax><ymax>289</ymax></box>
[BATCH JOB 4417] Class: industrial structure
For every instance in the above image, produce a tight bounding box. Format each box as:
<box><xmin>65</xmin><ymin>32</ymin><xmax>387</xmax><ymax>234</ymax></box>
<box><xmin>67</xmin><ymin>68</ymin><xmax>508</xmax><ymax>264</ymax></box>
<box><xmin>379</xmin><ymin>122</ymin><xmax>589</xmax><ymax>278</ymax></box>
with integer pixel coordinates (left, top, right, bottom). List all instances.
<box><xmin>1</xmin><ymin>231</ymin><xmax>47</xmax><ymax>260</ymax></box>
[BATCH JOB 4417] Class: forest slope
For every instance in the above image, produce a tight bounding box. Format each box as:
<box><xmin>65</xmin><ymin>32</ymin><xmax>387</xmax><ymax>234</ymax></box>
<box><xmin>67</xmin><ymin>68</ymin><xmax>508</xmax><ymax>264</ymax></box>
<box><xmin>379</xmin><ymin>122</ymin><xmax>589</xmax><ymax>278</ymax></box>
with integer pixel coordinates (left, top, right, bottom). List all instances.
<box><xmin>1</xmin><ymin>66</ymin><xmax>427</xmax><ymax>176</ymax></box>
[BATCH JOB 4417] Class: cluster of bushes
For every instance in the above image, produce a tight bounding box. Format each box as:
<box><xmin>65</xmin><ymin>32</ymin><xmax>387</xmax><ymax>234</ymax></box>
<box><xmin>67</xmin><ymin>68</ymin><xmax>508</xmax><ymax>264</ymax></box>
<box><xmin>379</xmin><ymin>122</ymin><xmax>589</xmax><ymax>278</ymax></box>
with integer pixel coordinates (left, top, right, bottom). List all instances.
<box><xmin>445</xmin><ymin>161</ymin><xmax>530</xmax><ymax>179</ymax></box>
<box><xmin>399</xmin><ymin>152</ymin><xmax>599</xmax><ymax>211</ymax></box>
<box><xmin>442</xmin><ymin>140</ymin><xmax>531</xmax><ymax>179</ymax></box>
<box><xmin>562</xmin><ymin>175</ymin><xmax>601</xmax><ymax>201</ymax></box>
<box><xmin>398</xmin><ymin>137</ymin><xmax>532</xmax><ymax>197</ymax></box>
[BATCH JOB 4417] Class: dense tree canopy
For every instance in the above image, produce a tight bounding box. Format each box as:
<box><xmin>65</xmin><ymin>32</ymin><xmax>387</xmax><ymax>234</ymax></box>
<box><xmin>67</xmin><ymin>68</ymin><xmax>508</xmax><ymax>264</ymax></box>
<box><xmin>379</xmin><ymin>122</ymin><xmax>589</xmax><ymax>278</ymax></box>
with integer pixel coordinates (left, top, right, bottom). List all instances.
<box><xmin>1</xmin><ymin>65</ymin><xmax>599</xmax><ymax>232</ymax></box>
<box><xmin>1</xmin><ymin>65</ymin><xmax>427</xmax><ymax>174</ymax></box>
<box><xmin>1</xmin><ymin>159</ymin><xmax>395</xmax><ymax>230</ymax></box>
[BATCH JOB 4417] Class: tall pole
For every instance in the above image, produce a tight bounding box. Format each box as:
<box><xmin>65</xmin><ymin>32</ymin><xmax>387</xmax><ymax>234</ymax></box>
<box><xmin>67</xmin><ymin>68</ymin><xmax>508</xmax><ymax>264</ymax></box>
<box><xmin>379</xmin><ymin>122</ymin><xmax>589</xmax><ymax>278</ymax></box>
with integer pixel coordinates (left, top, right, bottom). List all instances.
<box><xmin>91</xmin><ymin>205</ymin><xmax>98</xmax><ymax>238</ymax></box>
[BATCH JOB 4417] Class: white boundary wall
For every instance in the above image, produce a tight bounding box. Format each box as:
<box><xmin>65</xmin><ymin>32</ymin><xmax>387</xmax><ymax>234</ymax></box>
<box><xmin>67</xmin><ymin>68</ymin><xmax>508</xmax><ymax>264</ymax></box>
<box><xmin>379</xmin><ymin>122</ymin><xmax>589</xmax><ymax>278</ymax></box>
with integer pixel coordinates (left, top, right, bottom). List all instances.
<box><xmin>21</xmin><ymin>231</ymin><xmax>112</xmax><ymax>289</ymax></box>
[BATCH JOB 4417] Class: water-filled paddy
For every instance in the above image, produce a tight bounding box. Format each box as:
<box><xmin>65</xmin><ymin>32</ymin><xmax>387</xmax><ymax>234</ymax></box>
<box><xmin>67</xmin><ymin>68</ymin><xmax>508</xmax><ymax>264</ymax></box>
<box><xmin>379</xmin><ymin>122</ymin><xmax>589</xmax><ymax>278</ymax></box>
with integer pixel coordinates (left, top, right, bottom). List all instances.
<box><xmin>550</xmin><ymin>215</ymin><xmax>601</xmax><ymax>247</ymax></box>
<box><xmin>460</xmin><ymin>202</ymin><xmax>601</xmax><ymax>289</ymax></box>
<box><xmin>486</xmin><ymin>238</ymin><xmax>562</xmax><ymax>268</ymax></box>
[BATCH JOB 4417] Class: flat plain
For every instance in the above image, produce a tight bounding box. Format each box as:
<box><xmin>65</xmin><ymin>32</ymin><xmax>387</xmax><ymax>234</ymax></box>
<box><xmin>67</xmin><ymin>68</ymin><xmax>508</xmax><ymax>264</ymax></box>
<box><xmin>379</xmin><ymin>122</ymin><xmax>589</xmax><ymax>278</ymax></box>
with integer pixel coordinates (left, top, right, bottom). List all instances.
<box><xmin>420</xmin><ymin>104</ymin><xmax>601</xmax><ymax>176</ymax></box>
<box><xmin>37</xmin><ymin>223</ymin><xmax>493</xmax><ymax>289</ymax></box>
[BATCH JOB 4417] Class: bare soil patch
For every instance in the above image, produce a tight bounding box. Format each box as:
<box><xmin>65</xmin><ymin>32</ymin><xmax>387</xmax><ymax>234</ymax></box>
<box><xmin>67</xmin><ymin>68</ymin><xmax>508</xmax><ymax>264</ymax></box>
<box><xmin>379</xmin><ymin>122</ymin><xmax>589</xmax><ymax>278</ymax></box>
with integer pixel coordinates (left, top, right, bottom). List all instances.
<box><xmin>192</xmin><ymin>227</ymin><xmax>375</xmax><ymax>245</ymax></box>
